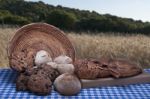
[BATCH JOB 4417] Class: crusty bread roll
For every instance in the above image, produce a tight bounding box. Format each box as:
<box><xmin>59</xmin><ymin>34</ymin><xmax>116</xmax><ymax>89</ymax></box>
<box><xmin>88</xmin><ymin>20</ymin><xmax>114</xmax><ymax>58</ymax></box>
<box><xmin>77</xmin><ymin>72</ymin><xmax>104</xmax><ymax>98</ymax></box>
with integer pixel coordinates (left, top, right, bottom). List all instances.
<box><xmin>54</xmin><ymin>55</ymin><xmax>72</xmax><ymax>64</ymax></box>
<box><xmin>35</xmin><ymin>50</ymin><xmax>52</xmax><ymax>66</ymax></box>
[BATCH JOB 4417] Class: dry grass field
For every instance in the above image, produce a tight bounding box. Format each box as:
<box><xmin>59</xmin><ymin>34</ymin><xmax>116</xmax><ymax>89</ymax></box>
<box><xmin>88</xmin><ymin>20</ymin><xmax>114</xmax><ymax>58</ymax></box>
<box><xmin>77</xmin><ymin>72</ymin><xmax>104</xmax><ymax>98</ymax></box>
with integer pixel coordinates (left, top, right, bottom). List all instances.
<box><xmin>0</xmin><ymin>28</ymin><xmax>150</xmax><ymax>68</ymax></box>
<box><xmin>68</xmin><ymin>32</ymin><xmax>150</xmax><ymax>68</ymax></box>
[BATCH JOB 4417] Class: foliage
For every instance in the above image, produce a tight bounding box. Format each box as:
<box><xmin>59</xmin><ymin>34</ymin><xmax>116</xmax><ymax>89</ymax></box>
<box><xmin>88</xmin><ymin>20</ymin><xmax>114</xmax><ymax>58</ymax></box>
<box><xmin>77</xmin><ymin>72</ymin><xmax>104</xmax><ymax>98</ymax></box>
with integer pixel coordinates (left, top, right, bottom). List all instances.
<box><xmin>46</xmin><ymin>10</ymin><xmax>77</xmax><ymax>30</ymax></box>
<box><xmin>0</xmin><ymin>10</ymin><xmax>30</xmax><ymax>25</ymax></box>
<box><xmin>0</xmin><ymin>0</ymin><xmax>150</xmax><ymax>34</ymax></box>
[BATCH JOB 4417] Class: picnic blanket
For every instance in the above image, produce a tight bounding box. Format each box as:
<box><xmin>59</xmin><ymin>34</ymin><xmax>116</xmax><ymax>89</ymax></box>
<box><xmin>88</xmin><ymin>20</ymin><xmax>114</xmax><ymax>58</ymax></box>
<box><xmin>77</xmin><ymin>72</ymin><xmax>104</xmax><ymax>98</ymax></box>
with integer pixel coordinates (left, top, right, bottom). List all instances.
<box><xmin>0</xmin><ymin>69</ymin><xmax>150</xmax><ymax>99</ymax></box>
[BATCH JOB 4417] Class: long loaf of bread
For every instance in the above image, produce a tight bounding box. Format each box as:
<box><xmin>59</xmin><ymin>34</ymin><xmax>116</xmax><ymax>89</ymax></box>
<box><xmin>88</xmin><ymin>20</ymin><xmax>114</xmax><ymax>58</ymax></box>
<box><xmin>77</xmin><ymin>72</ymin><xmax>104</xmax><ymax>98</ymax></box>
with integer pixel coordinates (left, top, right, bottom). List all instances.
<box><xmin>74</xmin><ymin>58</ymin><xmax>142</xmax><ymax>79</ymax></box>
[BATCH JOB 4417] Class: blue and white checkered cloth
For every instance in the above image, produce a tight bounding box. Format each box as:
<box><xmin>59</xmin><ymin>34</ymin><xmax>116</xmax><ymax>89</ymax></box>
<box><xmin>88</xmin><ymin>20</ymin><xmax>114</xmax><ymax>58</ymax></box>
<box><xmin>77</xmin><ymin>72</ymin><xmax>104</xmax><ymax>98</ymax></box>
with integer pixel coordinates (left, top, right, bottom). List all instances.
<box><xmin>0</xmin><ymin>69</ymin><xmax>150</xmax><ymax>99</ymax></box>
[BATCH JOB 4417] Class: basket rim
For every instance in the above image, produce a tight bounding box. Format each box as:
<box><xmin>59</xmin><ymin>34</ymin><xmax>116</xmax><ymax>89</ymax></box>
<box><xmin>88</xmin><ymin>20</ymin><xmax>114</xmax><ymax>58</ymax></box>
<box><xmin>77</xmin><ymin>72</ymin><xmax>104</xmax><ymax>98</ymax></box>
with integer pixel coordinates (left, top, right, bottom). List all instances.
<box><xmin>7</xmin><ymin>22</ymin><xmax>76</xmax><ymax>61</ymax></box>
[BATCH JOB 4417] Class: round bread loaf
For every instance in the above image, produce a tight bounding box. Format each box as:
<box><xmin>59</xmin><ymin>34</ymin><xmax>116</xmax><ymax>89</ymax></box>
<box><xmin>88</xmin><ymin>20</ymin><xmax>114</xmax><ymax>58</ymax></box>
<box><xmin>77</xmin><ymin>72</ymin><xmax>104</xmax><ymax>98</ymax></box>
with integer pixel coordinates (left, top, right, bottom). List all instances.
<box><xmin>27</xmin><ymin>74</ymin><xmax>52</xmax><ymax>95</ymax></box>
<box><xmin>16</xmin><ymin>73</ymin><xmax>29</xmax><ymax>91</ymax></box>
<box><xmin>54</xmin><ymin>73</ymin><xmax>81</xmax><ymax>96</ymax></box>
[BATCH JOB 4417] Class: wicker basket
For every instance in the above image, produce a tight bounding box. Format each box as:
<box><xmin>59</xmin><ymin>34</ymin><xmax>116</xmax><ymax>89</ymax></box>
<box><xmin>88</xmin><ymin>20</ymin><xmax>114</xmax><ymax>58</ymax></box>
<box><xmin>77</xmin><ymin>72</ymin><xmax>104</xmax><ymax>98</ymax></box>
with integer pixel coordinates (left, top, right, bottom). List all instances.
<box><xmin>8</xmin><ymin>23</ymin><xmax>75</xmax><ymax>71</ymax></box>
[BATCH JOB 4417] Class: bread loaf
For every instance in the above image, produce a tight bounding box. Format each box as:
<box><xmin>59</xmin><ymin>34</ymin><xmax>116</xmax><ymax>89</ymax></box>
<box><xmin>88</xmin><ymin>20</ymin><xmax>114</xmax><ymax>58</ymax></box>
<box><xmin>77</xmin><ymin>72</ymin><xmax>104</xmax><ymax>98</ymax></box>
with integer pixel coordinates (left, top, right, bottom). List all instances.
<box><xmin>74</xmin><ymin>58</ymin><xmax>142</xmax><ymax>79</ymax></box>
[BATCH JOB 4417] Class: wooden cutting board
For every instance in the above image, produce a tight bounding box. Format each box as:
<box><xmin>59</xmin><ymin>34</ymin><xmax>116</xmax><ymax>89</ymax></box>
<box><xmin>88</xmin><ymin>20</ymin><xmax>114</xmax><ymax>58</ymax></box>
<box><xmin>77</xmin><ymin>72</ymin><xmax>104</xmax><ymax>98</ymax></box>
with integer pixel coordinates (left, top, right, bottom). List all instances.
<box><xmin>81</xmin><ymin>72</ymin><xmax>150</xmax><ymax>88</ymax></box>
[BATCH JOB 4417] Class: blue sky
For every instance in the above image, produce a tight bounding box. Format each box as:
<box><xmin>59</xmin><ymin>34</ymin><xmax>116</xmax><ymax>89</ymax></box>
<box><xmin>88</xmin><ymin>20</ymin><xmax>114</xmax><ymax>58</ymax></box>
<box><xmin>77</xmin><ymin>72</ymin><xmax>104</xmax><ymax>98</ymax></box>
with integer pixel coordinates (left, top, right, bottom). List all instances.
<box><xmin>25</xmin><ymin>0</ymin><xmax>150</xmax><ymax>22</ymax></box>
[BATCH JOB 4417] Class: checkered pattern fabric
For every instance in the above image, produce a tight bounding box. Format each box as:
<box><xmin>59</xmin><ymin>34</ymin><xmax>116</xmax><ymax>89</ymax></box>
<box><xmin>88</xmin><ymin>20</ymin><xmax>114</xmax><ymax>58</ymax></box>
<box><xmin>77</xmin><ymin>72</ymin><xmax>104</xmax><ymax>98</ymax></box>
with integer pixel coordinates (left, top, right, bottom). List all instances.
<box><xmin>0</xmin><ymin>69</ymin><xmax>150</xmax><ymax>99</ymax></box>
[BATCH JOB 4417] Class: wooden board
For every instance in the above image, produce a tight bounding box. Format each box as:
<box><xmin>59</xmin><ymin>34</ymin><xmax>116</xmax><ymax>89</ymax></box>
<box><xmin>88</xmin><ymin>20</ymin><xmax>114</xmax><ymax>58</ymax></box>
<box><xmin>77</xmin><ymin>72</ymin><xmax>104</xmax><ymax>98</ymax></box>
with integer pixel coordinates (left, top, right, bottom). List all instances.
<box><xmin>81</xmin><ymin>72</ymin><xmax>150</xmax><ymax>88</ymax></box>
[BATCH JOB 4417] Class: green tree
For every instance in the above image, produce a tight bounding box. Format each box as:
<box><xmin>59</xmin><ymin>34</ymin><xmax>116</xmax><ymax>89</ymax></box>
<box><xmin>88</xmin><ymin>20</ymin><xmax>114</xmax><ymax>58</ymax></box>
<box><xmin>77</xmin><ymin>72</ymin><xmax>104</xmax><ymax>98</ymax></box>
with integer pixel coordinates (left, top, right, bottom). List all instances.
<box><xmin>46</xmin><ymin>10</ymin><xmax>77</xmax><ymax>30</ymax></box>
<box><xmin>0</xmin><ymin>10</ymin><xmax>30</xmax><ymax>25</ymax></box>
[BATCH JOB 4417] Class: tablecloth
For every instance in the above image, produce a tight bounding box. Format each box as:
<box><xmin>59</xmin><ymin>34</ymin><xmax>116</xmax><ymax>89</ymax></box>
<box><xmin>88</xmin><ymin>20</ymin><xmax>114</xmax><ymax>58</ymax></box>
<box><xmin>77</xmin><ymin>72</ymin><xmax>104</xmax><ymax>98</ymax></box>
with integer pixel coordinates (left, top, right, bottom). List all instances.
<box><xmin>0</xmin><ymin>69</ymin><xmax>150</xmax><ymax>99</ymax></box>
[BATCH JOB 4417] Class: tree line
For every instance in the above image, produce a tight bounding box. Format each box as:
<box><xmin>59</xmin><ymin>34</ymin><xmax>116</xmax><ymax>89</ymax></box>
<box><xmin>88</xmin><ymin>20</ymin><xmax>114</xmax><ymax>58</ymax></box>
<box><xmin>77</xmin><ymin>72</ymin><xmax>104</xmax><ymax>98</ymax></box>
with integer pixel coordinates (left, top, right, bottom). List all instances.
<box><xmin>0</xmin><ymin>0</ymin><xmax>150</xmax><ymax>34</ymax></box>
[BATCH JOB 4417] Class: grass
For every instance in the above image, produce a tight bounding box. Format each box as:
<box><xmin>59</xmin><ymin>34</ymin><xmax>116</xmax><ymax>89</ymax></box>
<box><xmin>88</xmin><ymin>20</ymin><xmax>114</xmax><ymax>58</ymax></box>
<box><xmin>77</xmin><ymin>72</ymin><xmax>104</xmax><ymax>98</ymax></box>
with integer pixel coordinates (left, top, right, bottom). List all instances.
<box><xmin>67</xmin><ymin>32</ymin><xmax>150</xmax><ymax>68</ymax></box>
<box><xmin>0</xmin><ymin>28</ymin><xmax>150</xmax><ymax>68</ymax></box>
<box><xmin>0</xmin><ymin>28</ymin><xmax>16</xmax><ymax>68</ymax></box>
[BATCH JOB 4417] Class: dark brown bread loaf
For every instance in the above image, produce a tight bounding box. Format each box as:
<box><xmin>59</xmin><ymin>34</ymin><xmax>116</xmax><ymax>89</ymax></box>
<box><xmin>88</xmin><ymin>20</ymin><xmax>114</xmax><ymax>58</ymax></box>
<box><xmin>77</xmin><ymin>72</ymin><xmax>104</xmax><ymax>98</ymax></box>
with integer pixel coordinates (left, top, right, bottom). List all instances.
<box><xmin>27</xmin><ymin>74</ymin><xmax>52</xmax><ymax>95</ymax></box>
<box><xmin>91</xmin><ymin>58</ymin><xmax>111</xmax><ymax>78</ymax></box>
<box><xmin>16</xmin><ymin>73</ymin><xmax>29</xmax><ymax>91</ymax></box>
<box><xmin>74</xmin><ymin>58</ymin><xmax>142</xmax><ymax>79</ymax></box>
<box><xmin>16</xmin><ymin>64</ymin><xmax>60</xmax><ymax>95</ymax></box>
<box><xmin>23</xmin><ymin>64</ymin><xmax>59</xmax><ymax>81</ymax></box>
<box><xmin>74</xmin><ymin>59</ymin><xmax>100</xmax><ymax>79</ymax></box>
<box><xmin>74</xmin><ymin>59</ymin><xmax>111</xmax><ymax>79</ymax></box>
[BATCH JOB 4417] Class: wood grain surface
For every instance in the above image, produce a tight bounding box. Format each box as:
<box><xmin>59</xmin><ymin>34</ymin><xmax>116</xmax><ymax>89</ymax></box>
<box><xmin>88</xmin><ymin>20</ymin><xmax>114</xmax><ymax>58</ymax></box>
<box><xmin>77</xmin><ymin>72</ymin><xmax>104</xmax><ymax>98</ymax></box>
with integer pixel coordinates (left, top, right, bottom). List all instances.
<box><xmin>81</xmin><ymin>72</ymin><xmax>150</xmax><ymax>88</ymax></box>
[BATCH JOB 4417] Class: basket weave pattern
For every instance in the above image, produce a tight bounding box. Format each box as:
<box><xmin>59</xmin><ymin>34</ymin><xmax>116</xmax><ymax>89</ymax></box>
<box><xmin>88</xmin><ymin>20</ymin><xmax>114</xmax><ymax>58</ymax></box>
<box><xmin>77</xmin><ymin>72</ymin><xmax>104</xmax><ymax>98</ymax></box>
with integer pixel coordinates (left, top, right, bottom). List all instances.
<box><xmin>8</xmin><ymin>23</ymin><xmax>75</xmax><ymax>71</ymax></box>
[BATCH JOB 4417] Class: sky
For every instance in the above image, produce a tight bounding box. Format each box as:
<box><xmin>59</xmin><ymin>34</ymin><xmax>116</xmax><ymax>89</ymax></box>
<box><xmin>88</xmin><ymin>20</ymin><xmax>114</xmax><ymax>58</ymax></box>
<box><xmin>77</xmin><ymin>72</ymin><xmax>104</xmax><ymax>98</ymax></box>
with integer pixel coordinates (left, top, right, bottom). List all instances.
<box><xmin>25</xmin><ymin>0</ymin><xmax>150</xmax><ymax>22</ymax></box>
